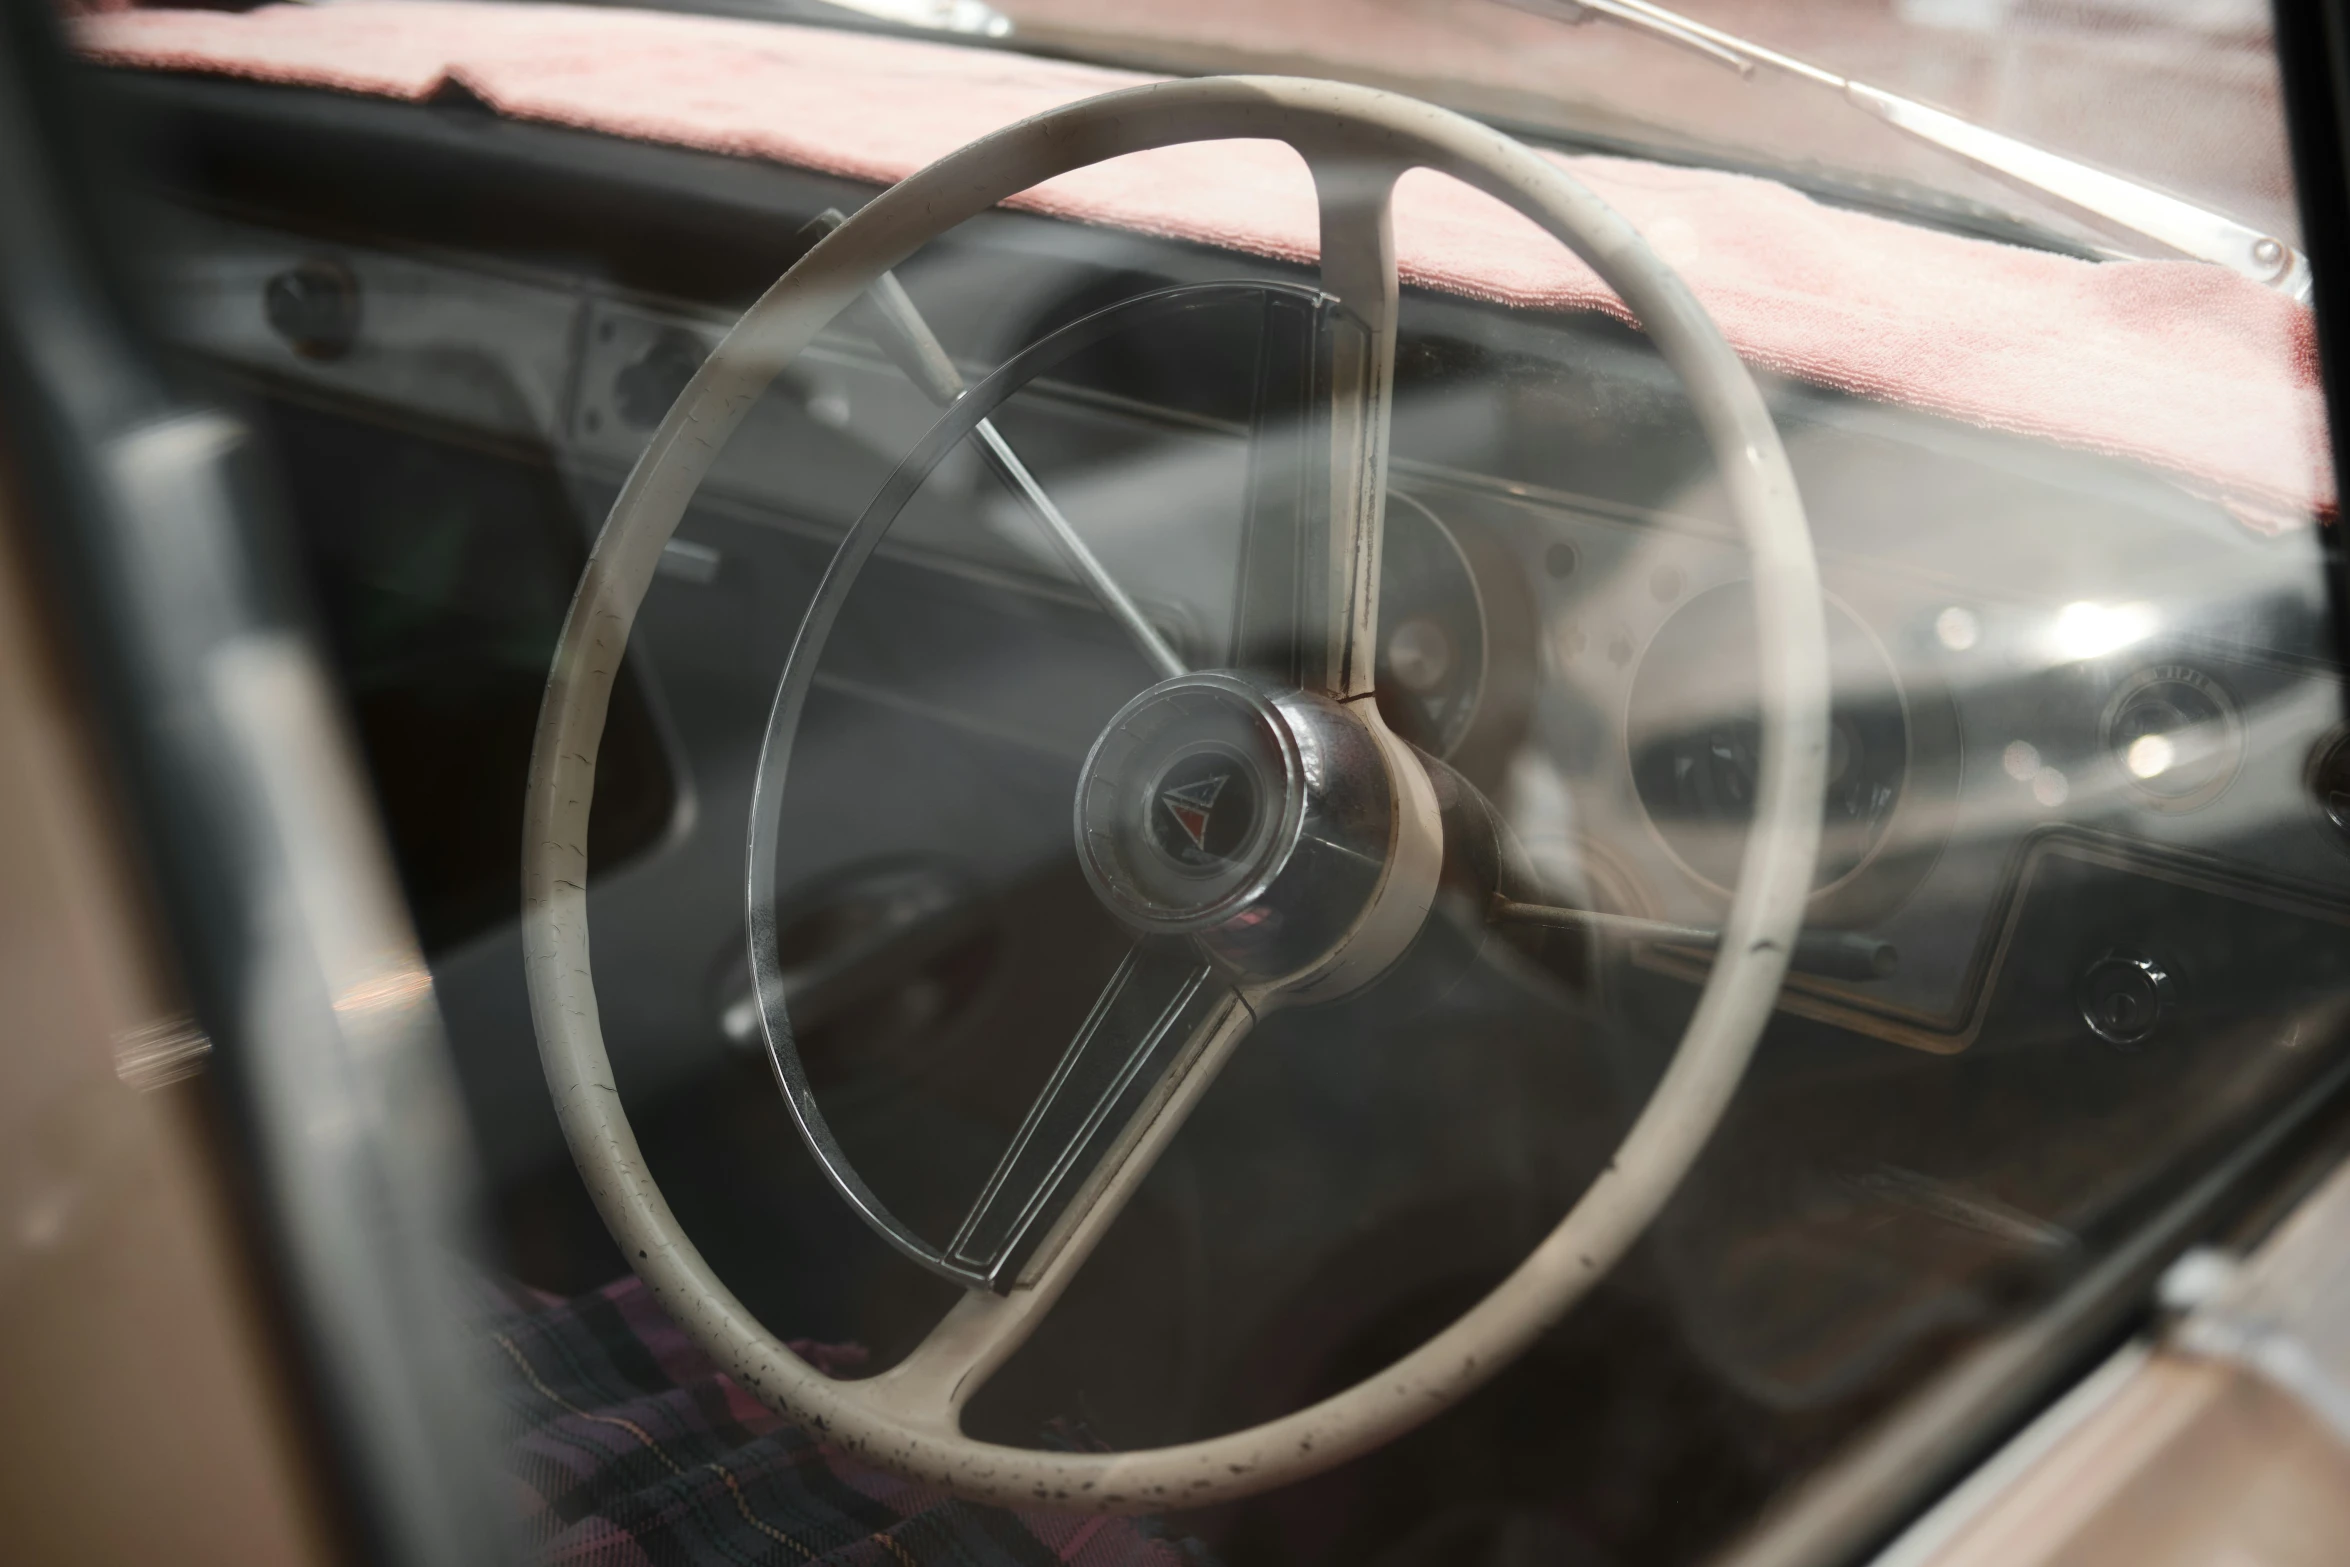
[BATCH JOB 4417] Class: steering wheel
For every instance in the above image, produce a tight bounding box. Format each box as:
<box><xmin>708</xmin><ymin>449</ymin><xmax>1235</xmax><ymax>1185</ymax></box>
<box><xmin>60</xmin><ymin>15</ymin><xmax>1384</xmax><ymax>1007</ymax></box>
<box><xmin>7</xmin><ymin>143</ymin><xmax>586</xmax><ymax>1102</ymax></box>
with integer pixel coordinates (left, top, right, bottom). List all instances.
<box><xmin>525</xmin><ymin>75</ymin><xmax>1828</xmax><ymax>1512</ymax></box>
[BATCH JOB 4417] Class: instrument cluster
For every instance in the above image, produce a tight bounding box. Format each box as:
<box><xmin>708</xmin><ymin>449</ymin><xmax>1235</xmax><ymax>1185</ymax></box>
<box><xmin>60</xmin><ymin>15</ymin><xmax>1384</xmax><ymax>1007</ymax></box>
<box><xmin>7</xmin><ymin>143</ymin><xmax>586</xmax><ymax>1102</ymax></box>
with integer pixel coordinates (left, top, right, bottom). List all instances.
<box><xmin>1371</xmin><ymin>474</ymin><xmax>2346</xmax><ymax>1053</ymax></box>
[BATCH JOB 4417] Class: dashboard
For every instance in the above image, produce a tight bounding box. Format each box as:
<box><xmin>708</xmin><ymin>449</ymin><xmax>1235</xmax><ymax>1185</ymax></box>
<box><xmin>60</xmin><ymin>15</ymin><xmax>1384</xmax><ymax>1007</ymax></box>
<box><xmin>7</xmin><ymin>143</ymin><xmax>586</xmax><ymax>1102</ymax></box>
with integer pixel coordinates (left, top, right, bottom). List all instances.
<box><xmin>112</xmin><ymin>65</ymin><xmax>2350</xmax><ymax>1566</ymax></box>
<box><xmin>160</xmin><ymin>191</ymin><xmax>2350</xmax><ymax>1037</ymax></box>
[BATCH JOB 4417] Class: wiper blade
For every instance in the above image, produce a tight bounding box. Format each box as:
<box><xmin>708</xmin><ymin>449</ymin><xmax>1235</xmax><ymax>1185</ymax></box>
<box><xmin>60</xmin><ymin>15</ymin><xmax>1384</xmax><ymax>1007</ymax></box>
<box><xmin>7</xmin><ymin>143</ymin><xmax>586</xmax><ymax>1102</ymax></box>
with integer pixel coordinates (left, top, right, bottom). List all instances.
<box><xmin>1496</xmin><ymin>0</ymin><xmax>2310</xmax><ymax>300</ymax></box>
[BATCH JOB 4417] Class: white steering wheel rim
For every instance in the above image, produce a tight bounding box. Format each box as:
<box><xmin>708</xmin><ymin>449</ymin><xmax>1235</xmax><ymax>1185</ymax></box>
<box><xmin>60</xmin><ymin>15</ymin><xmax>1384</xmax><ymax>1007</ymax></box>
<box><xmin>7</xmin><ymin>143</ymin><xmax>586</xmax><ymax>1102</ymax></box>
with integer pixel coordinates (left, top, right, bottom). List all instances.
<box><xmin>524</xmin><ymin>74</ymin><xmax>1828</xmax><ymax>1512</ymax></box>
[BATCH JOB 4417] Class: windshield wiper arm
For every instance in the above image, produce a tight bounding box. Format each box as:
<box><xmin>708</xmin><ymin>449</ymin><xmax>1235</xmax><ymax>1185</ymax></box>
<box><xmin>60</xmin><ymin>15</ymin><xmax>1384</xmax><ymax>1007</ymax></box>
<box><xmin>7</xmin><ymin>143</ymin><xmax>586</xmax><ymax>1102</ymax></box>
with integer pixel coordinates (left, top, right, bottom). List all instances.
<box><xmin>814</xmin><ymin>0</ymin><xmax>1011</xmax><ymax>38</ymax></box>
<box><xmin>1495</xmin><ymin>0</ymin><xmax>2310</xmax><ymax>300</ymax></box>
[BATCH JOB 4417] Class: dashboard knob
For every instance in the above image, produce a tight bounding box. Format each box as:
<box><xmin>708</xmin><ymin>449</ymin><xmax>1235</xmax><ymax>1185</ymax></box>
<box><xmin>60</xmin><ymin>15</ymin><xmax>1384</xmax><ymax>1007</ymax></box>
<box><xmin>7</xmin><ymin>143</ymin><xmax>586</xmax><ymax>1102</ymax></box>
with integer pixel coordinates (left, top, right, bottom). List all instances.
<box><xmin>2077</xmin><ymin>950</ymin><xmax>2176</xmax><ymax>1049</ymax></box>
<box><xmin>614</xmin><ymin>327</ymin><xmax>709</xmax><ymax>431</ymax></box>
<box><xmin>2307</xmin><ymin>725</ymin><xmax>2350</xmax><ymax>847</ymax></box>
<box><xmin>263</xmin><ymin>257</ymin><xmax>361</xmax><ymax>361</ymax></box>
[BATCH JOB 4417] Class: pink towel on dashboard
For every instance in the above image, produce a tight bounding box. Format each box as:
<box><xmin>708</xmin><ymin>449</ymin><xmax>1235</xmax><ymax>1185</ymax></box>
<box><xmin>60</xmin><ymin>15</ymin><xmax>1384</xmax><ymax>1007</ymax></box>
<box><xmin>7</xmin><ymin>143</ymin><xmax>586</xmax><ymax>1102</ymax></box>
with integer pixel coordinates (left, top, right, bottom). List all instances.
<box><xmin>78</xmin><ymin>2</ymin><xmax>2332</xmax><ymax>523</ymax></box>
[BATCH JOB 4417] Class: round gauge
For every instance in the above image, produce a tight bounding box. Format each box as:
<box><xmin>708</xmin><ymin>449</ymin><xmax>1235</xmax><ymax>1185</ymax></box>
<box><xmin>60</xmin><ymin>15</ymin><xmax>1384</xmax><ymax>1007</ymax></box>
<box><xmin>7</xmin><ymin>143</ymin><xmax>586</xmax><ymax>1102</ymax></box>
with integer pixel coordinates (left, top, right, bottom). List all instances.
<box><xmin>1374</xmin><ymin>494</ymin><xmax>1534</xmax><ymax>782</ymax></box>
<box><xmin>2308</xmin><ymin>726</ymin><xmax>2350</xmax><ymax>850</ymax></box>
<box><xmin>1375</xmin><ymin>494</ymin><xmax>1486</xmax><ymax>759</ymax></box>
<box><xmin>2103</xmin><ymin>664</ymin><xmax>2242</xmax><ymax>811</ymax></box>
<box><xmin>1627</xmin><ymin>585</ymin><xmax>1911</xmax><ymax>897</ymax></box>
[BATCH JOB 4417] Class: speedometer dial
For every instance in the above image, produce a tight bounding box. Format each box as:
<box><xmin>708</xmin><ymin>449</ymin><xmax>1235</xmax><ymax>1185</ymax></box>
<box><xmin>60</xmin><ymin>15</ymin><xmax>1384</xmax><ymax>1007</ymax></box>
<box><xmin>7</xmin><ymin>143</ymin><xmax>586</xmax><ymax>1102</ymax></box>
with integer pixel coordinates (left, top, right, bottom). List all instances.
<box><xmin>1374</xmin><ymin>493</ymin><xmax>1485</xmax><ymax>760</ymax></box>
<box><xmin>1628</xmin><ymin>585</ymin><xmax>1910</xmax><ymax>896</ymax></box>
<box><xmin>1374</xmin><ymin>493</ymin><xmax>1534</xmax><ymax>785</ymax></box>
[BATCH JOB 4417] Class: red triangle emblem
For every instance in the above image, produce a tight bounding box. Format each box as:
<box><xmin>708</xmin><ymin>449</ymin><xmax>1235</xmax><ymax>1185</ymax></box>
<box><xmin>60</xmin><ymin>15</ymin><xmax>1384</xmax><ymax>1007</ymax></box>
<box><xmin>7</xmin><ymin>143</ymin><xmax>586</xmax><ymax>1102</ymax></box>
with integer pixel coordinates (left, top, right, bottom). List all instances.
<box><xmin>1160</xmin><ymin>773</ymin><xmax>1228</xmax><ymax>852</ymax></box>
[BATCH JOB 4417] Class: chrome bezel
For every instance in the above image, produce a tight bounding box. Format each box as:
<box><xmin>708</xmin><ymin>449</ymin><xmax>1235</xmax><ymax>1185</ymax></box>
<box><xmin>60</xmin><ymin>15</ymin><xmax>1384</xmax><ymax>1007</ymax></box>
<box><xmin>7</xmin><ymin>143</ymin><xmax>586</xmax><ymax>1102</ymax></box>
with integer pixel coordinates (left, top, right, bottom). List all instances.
<box><xmin>1074</xmin><ymin>671</ymin><xmax>1309</xmax><ymax>935</ymax></box>
<box><xmin>2102</xmin><ymin>662</ymin><xmax>2245</xmax><ymax>814</ymax></box>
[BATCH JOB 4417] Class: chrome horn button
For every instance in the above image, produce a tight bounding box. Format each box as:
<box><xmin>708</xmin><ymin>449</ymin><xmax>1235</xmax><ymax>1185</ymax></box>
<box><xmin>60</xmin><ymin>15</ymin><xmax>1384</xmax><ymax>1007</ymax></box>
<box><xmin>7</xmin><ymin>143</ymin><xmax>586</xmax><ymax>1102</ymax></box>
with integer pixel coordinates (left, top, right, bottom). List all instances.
<box><xmin>1075</xmin><ymin>671</ymin><xmax>1444</xmax><ymax>996</ymax></box>
<box><xmin>1075</xmin><ymin>672</ymin><xmax>1303</xmax><ymax>933</ymax></box>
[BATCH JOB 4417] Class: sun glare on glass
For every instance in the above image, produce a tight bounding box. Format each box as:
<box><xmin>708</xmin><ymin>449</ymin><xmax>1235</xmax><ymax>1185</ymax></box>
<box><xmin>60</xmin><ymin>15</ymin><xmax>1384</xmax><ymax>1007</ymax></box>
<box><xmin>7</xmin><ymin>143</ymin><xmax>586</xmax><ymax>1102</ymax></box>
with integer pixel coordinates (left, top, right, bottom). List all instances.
<box><xmin>2051</xmin><ymin>601</ymin><xmax>2158</xmax><ymax>662</ymax></box>
<box><xmin>2126</xmin><ymin>733</ymin><xmax>2177</xmax><ymax>780</ymax></box>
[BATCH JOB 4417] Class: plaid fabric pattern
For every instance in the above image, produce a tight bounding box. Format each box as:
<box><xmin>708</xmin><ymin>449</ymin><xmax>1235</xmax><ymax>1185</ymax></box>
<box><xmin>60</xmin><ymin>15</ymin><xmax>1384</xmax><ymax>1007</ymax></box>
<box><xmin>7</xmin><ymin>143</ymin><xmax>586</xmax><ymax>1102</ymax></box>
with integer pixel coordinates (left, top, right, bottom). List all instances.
<box><xmin>477</xmin><ymin>1275</ymin><xmax>1214</xmax><ymax>1567</ymax></box>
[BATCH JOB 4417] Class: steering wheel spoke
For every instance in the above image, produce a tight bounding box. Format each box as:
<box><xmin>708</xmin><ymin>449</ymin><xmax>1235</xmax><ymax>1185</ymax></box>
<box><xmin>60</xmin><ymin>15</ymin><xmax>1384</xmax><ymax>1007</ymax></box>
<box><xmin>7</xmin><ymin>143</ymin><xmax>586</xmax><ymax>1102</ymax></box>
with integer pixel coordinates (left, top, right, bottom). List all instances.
<box><xmin>948</xmin><ymin>942</ymin><xmax>1248</xmax><ymax>1289</ymax></box>
<box><xmin>866</xmin><ymin>967</ymin><xmax>1253</xmax><ymax>1427</ymax></box>
<box><xmin>1230</xmin><ymin>157</ymin><xmax>1402</xmax><ymax>700</ymax></box>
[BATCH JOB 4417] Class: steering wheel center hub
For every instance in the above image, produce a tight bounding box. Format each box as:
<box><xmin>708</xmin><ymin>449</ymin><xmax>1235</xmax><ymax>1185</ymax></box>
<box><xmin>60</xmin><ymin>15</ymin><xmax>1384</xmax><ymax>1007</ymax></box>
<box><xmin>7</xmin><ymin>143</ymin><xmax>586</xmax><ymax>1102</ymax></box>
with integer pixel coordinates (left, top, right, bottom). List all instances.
<box><xmin>1075</xmin><ymin>670</ymin><xmax>1444</xmax><ymax>995</ymax></box>
<box><xmin>1076</xmin><ymin>673</ymin><xmax>1303</xmax><ymax>932</ymax></box>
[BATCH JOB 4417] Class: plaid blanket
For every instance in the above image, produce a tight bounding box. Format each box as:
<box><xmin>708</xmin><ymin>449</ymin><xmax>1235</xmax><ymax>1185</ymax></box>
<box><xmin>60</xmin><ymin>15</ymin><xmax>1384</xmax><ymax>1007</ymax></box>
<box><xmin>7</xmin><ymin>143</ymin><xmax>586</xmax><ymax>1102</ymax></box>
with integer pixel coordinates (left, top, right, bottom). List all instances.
<box><xmin>479</xmin><ymin>1274</ymin><xmax>1216</xmax><ymax>1567</ymax></box>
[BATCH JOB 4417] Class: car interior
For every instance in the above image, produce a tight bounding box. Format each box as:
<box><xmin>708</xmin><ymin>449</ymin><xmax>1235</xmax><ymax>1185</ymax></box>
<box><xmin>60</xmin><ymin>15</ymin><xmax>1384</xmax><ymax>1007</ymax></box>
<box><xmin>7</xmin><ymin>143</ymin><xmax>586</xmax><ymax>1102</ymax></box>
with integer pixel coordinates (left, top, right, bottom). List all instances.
<box><xmin>20</xmin><ymin>2</ymin><xmax>2350</xmax><ymax>1562</ymax></box>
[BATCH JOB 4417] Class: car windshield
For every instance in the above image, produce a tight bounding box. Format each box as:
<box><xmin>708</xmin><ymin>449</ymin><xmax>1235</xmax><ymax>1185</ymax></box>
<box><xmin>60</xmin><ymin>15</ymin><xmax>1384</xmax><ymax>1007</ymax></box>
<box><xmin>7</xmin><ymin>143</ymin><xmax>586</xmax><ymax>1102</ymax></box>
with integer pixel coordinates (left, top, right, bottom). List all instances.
<box><xmin>27</xmin><ymin>1</ymin><xmax>2350</xmax><ymax>1564</ymax></box>
<box><xmin>983</xmin><ymin>0</ymin><xmax>2296</xmax><ymax>257</ymax></box>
